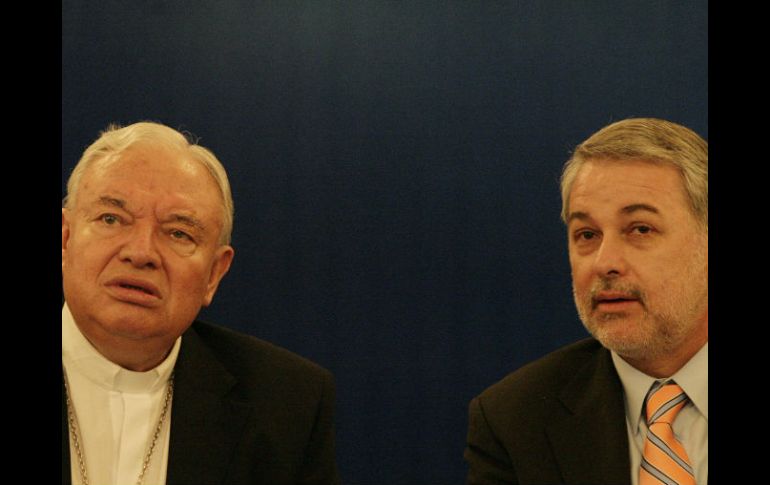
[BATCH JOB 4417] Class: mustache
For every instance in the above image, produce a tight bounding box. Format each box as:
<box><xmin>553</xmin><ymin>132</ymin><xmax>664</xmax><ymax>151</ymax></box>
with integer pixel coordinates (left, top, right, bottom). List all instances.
<box><xmin>589</xmin><ymin>280</ymin><xmax>645</xmax><ymax>310</ymax></box>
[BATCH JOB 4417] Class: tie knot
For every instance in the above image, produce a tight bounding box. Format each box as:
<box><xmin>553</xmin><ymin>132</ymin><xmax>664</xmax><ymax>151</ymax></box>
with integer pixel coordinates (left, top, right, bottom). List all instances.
<box><xmin>645</xmin><ymin>382</ymin><xmax>688</xmax><ymax>426</ymax></box>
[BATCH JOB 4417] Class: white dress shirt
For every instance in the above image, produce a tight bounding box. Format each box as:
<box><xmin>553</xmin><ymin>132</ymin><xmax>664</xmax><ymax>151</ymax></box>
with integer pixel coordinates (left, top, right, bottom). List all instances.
<box><xmin>612</xmin><ymin>343</ymin><xmax>708</xmax><ymax>485</ymax></box>
<box><xmin>62</xmin><ymin>303</ymin><xmax>181</xmax><ymax>485</ymax></box>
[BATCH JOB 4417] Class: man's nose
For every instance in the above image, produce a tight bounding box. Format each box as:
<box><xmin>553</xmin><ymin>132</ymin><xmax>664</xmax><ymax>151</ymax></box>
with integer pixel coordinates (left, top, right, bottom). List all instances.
<box><xmin>592</xmin><ymin>234</ymin><xmax>627</xmax><ymax>278</ymax></box>
<box><xmin>118</xmin><ymin>224</ymin><xmax>161</xmax><ymax>269</ymax></box>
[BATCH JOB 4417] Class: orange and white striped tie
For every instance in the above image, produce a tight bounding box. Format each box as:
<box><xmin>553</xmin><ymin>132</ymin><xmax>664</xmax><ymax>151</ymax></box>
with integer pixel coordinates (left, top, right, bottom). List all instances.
<box><xmin>639</xmin><ymin>382</ymin><xmax>696</xmax><ymax>485</ymax></box>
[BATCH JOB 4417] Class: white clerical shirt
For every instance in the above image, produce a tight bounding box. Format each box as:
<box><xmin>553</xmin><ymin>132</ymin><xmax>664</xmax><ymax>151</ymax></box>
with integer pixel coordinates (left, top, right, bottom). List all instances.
<box><xmin>612</xmin><ymin>343</ymin><xmax>708</xmax><ymax>485</ymax></box>
<box><xmin>62</xmin><ymin>303</ymin><xmax>180</xmax><ymax>485</ymax></box>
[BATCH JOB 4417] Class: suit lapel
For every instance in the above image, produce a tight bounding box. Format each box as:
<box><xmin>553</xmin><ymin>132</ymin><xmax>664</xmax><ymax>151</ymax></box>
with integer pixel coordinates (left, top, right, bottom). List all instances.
<box><xmin>166</xmin><ymin>325</ymin><xmax>254</xmax><ymax>485</ymax></box>
<box><xmin>545</xmin><ymin>346</ymin><xmax>631</xmax><ymax>485</ymax></box>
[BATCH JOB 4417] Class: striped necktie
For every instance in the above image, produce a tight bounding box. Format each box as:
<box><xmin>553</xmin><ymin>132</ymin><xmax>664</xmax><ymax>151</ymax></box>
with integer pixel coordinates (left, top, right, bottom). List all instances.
<box><xmin>639</xmin><ymin>382</ymin><xmax>696</xmax><ymax>485</ymax></box>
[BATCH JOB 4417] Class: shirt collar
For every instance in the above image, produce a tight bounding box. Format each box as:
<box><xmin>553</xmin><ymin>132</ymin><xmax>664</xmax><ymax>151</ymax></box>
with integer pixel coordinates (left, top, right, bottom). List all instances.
<box><xmin>611</xmin><ymin>342</ymin><xmax>708</xmax><ymax>432</ymax></box>
<box><xmin>671</xmin><ymin>342</ymin><xmax>708</xmax><ymax>419</ymax></box>
<box><xmin>62</xmin><ymin>302</ymin><xmax>181</xmax><ymax>393</ymax></box>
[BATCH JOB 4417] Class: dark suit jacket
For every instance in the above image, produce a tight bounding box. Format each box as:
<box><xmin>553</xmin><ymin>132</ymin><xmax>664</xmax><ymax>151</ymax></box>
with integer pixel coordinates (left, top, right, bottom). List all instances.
<box><xmin>465</xmin><ymin>338</ymin><xmax>630</xmax><ymax>485</ymax></box>
<box><xmin>62</xmin><ymin>320</ymin><xmax>340</xmax><ymax>485</ymax></box>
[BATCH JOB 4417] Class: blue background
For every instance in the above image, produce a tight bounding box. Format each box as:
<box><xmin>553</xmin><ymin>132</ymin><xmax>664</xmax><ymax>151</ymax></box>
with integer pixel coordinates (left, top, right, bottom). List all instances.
<box><xmin>62</xmin><ymin>2</ymin><xmax>708</xmax><ymax>484</ymax></box>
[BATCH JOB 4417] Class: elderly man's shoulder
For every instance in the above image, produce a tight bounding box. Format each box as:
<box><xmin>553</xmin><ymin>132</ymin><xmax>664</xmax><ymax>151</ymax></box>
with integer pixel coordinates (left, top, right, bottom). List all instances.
<box><xmin>185</xmin><ymin>319</ymin><xmax>334</xmax><ymax>391</ymax></box>
<box><xmin>475</xmin><ymin>337</ymin><xmax>604</xmax><ymax>412</ymax></box>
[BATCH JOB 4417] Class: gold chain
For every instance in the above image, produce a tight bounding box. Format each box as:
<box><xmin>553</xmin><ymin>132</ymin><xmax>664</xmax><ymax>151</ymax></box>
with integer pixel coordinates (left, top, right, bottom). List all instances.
<box><xmin>64</xmin><ymin>376</ymin><xmax>89</xmax><ymax>484</ymax></box>
<box><xmin>64</xmin><ymin>372</ymin><xmax>175</xmax><ymax>485</ymax></box>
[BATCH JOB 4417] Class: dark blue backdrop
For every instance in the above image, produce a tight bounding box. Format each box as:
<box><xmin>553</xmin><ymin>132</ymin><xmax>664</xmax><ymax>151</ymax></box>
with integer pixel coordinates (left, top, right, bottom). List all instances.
<box><xmin>62</xmin><ymin>2</ymin><xmax>707</xmax><ymax>484</ymax></box>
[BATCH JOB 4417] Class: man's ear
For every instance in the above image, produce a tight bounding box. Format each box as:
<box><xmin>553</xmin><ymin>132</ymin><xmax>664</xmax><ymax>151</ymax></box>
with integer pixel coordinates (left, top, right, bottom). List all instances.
<box><xmin>62</xmin><ymin>208</ymin><xmax>71</xmax><ymax>269</ymax></box>
<box><xmin>203</xmin><ymin>245</ymin><xmax>235</xmax><ymax>307</ymax></box>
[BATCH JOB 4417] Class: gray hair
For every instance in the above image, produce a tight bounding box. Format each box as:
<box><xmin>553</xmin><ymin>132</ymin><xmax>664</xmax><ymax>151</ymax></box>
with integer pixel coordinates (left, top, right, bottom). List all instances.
<box><xmin>64</xmin><ymin>121</ymin><xmax>234</xmax><ymax>245</ymax></box>
<box><xmin>560</xmin><ymin>118</ymin><xmax>708</xmax><ymax>229</ymax></box>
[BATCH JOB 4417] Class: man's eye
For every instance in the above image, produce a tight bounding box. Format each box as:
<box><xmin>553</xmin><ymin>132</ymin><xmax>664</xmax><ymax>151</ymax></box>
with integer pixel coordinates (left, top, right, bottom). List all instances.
<box><xmin>631</xmin><ymin>225</ymin><xmax>653</xmax><ymax>235</ymax></box>
<box><xmin>171</xmin><ymin>230</ymin><xmax>193</xmax><ymax>241</ymax></box>
<box><xmin>571</xmin><ymin>229</ymin><xmax>600</xmax><ymax>247</ymax></box>
<box><xmin>100</xmin><ymin>214</ymin><xmax>120</xmax><ymax>225</ymax></box>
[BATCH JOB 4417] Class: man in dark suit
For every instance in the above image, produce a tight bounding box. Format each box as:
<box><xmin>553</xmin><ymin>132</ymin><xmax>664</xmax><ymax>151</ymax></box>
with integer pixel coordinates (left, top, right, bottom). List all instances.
<box><xmin>464</xmin><ymin>118</ymin><xmax>708</xmax><ymax>485</ymax></box>
<box><xmin>62</xmin><ymin>121</ymin><xmax>339</xmax><ymax>485</ymax></box>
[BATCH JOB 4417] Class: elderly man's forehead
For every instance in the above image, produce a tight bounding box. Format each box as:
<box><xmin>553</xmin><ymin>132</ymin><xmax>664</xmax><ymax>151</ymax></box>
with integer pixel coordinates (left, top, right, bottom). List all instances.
<box><xmin>83</xmin><ymin>145</ymin><xmax>206</xmax><ymax>184</ymax></box>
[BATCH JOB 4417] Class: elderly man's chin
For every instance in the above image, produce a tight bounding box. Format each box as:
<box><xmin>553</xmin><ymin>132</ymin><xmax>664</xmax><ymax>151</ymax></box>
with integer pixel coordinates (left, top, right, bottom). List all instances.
<box><xmin>88</xmin><ymin>305</ymin><xmax>173</xmax><ymax>342</ymax></box>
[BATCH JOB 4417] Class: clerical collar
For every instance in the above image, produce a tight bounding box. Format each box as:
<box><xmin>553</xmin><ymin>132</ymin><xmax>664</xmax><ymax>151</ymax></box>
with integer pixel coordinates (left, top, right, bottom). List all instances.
<box><xmin>62</xmin><ymin>302</ymin><xmax>181</xmax><ymax>394</ymax></box>
<box><xmin>611</xmin><ymin>342</ymin><xmax>708</xmax><ymax>433</ymax></box>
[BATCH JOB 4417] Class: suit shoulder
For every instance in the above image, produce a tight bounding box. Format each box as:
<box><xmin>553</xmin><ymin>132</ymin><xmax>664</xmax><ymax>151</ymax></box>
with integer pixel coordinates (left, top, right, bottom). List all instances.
<box><xmin>477</xmin><ymin>338</ymin><xmax>605</xmax><ymax>407</ymax></box>
<box><xmin>188</xmin><ymin>320</ymin><xmax>333</xmax><ymax>382</ymax></box>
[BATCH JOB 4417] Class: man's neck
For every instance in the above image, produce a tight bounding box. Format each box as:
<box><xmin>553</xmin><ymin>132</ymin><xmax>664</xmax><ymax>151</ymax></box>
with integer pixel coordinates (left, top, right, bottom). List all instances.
<box><xmin>622</xmin><ymin>333</ymin><xmax>708</xmax><ymax>378</ymax></box>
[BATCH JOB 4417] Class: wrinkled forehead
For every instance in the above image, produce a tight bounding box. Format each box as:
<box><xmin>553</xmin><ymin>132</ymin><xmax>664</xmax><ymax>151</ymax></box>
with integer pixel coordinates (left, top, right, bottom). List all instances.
<box><xmin>93</xmin><ymin>141</ymin><xmax>192</xmax><ymax>172</ymax></box>
<box><xmin>568</xmin><ymin>159</ymin><xmax>705</xmax><ymax>233</ymax></box>
<box><xmin>76</xmin><ymin>143</ymin><xmax>222</xmax><ymax>211</ymax></box>
<box><xmin>572</xmin><ymin>157</ymin><xmax>688</xmax><ymax>195</ymax></box>
<box><xmin>84</xmin><ymin>144</ymin><xmax>211</xmax><ymax>188</ymax></box>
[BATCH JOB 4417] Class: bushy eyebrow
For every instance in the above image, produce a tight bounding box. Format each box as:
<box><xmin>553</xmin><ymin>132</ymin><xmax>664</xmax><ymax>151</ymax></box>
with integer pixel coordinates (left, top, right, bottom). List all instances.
<box><xmin>567</xmin><ymin>211</ymin><xmax>589</xmax><ymax>224</ymax></box>
<box><xmin>168</xmin><ymin>214</ymin><xmax>206</xmax><ymax>232</ymax></box>
<box><xmin>97</xmin><ymin>196</ymin><xmax>126</xmax><ymax>209</ymax></box>
<box><xmin>620</xmin><ymin>203</ymin><xmax>659</xmax><ymax>216</ymax></box>
<box><xmin>95</xmin><ymin>196</ymin><xmax>206</xmax><ymax>233</ymax></box>
<box><xmin>568</xmin><ymin>204</ymin><xmax>660</xmax><ymax>225</ymax></box>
